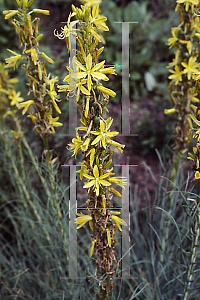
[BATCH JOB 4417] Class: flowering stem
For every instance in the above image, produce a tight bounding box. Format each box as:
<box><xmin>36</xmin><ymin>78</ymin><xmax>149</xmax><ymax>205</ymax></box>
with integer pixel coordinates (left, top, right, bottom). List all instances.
<box><xmin>43</xmin><ymin>136</ymin><xmax>55</xmax><ymax>189</ymax></box>
<box><xmin>99</xmin><ymin>275</ymin><xmax>111</xmax><ymax>300</ymax></box>
<box><xmin>57</xmin><ymin>4</ymin><xmax>127</xmax><ymax>297</ymax></box>
<box><xmin>17</xmin><ymin>138</ymin><xmax>26</xmax><ymax>181</ymax></box>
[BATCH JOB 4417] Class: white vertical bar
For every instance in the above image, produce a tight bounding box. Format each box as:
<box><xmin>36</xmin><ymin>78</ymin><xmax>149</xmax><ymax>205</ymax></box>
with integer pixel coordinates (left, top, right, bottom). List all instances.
<box><xmin>68</xmin><ymin>24</ymin><xmax>77</xmax><ymax>137</ymax></box>
<box><xmin>122</xmin><ymin>164</ymin><xmax>130</xmax><ymax>278</ymax></box>
<box><xmin>69</xmin><ymin>165</ymin><xmax>77</xmax><ymax>278</ymax></box>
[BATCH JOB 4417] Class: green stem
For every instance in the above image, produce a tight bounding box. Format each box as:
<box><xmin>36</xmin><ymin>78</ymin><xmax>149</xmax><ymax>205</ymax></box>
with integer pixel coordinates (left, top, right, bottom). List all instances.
<box><xmin>99</xmin><ymin>275</ymin><xmax>111</xmax><ymax>300</ymax></box>
<box><xmin>43</xmin><ymin>136</ymin><xmax>55</xmax><ymax>192</ymax></box>
<box><xmin>17</xmin><ymin>139</ymin><xmax>26</xmax><ymax>181</ymax></box>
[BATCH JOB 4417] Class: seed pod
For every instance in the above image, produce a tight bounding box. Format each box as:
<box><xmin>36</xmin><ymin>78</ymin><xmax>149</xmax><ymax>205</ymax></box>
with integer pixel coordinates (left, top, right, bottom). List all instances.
<box><xmin>93</xmin><ymin>116</ymin><xmax>100</xmax><ymax>124</ymax></box>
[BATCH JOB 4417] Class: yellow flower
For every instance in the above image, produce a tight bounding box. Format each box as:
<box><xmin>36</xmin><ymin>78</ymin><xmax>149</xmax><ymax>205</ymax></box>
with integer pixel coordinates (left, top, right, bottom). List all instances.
<box><xmin>181</xmin><ymin>57</ymin><xmax>199</xmax><ymax>80</ymax></box>
<box><xmin>110</xmin><ymin>212</ymin><xmax>127</xmax><ymax>231</ymax></box>
<box><xmin>75</xmin><ymin>213</ymin><xmax>93</xmax><ymax>229</ymax></box>
<box><xmin>48</xmin><ymin>77</ymin><xmax>61</xmax><ymax>114</ymax></box>
<box><xmin>167</xmin><ymin>27</ymin><xmax>180</xmax><ymax>49</ymax></box>
<box><xmin>99</xmin><ymin>66</ymin><xmax>117</xmax><ymax>75</ymax></box>
<box><xmin>97</xmin><ymin>85</ymin><xmax>116</xmax><ymax>98</ymax></box>
<box><xmin>49</xmin><ymin>116</ymin><xmax>63</xmax><ymax>133</ymax></box>
<box><xmin>179</xmin><ymin>40</ymin><xmax>192</xmax><ymax>55</ymax></box>
<box><xmin>83</xmin><ymin>165</ymin><xmax>111</xmax><ymax>196</ymax></box>
<box><xmin>54</xmin><ymin>12</ymin><xmax>78</xmax><ymax>50</ymax></box>
<box><xmin>63</xmin><ymin>78</ymin><xmax>90</xmax><ymax>101</ymax></box>
<box><xmin>18</xmin><ymin>100</ymin><xmax>34</xmax><ymax>115</ymax></box>
<box><xmin>33</xmin><ymin>9</ymin><xmax>50</xmax><ymax>15</ymax></box>
<box><xmin>5</xmin><ymin>49</ymin><xmax>24</xmax><ymax>69</ymax></box>
<box><xmin>25</xmin><ymin>49</ymin><xmax>38</xmax><ymax>65</ymax></box>
<box><xmin>63</xmin><ymin>57</ymin><xmax>91</xmax><ymax>100</ymax></box>
<box><xmin>167</xmin><ymin>51</ymin><xmax>180</xmax><ymax>68</ymax></box>
<box><xmin>110</xmin><ymin>187</ymin><xmax>122</xmax><ymax>197</ymax></box>
<box><xmin>39</xmin><ymin>52</ymin><xmax>54</xmax><ymax>64</ymax></box>
<box><xmin>68</xmin><ymin>132</ymin><xmax>90</xmax><ymax>158</ymax></box>
<box><xmin>106</xmin><ymin>139</ymin><xmax>125</xmax><ymax>153</ymax></box>
<box><xmin>102</xmin><ymin>196</ymin><xmax>106</xmax><ymax>214</ymax></box>
<box><xmin>61</xmin><ymin>56</ymin><xmax>90</xmax><ymax>102</ymax></box>
<box><xmin>164</xmin><ymin>108</ymin><xmax>177</xmax><ymax>114</ymax></box>
<box><xmin>3</xmin><ymin>10</ymin><xmax>18</xmax><ymax>19</ymax></box>
<box><xmin>8</xmin><ymin>90</ymin><xmax>24</xmax><ymax>108</ymax></box>
<box><xmin>76</xmin><ymin>162</ymin><xmax>88</xmax><ymax>180</ymax></box>
<box><xmin>90</xmin><ymin>239</ymin><xmax>96</xmax><ymax>257</ymax></box>
<box><xmin>27</xmin><ymin>113</ymin><xmax>37</xmax><ymax>125</ymax></box>
<box><xmin>106</xmin><ymin>229</ymin><xmax>111</xmax><ymax>247</ymax></box>
<box><xmin>90</xmin><ymin>118</ymin><xmax>118</xmax><ymax>149</ymax></box>
<box><xmin>86</xmin><ymin>148</ymin><xmax>95</xmax><ymax>167</ymax></box>
<box><xmin>195</xmin><ymin>171</ymin><xmax>200</xmax><ymax>179</ymax></box>
<box><xmin>8</xmin><ymin>78</ymin><xmax>19</xmax><ymax>84</ymax></box>
<box><xmin>192</xmin><ymin>94</ymin><xmax>199</xmax><ymax>103</ymax></box>
<box><xmin>108</xmin><ymin>176</ymin><xmax>127</xmax><ymax>189</ymax></box>
<box><xmin>90</xmin><ymin>5</ymin><xmax>108</xmax><ymax>31</ymax></box>
<box><xmin>168</xmin><ymin>65</ymin><xmax>184</xmax><ymax>85</ymax></box>
<box><xmin>176</xmin><ymin>0</ymin><xmax>199</xmax><ymax>12</ymax></box>
<box><xmin>74</xmin><ymin>54</ymin><xmax>108</xmax><ymax>91</ymax></box>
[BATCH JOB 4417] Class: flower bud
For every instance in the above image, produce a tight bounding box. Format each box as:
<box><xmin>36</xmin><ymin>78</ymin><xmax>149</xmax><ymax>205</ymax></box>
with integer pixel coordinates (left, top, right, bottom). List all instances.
<box><xmin>33</xmin><ymin>9</ymin><xmax>50</xmax><ymax>15</ymax></box>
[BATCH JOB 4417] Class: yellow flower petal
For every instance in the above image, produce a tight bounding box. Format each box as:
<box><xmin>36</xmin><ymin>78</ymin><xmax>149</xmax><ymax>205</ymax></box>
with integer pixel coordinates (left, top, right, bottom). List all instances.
<box><xmin>93</xmin><ymin>165</ymin><xmax>99</xmax><ymax>178</ymax></box>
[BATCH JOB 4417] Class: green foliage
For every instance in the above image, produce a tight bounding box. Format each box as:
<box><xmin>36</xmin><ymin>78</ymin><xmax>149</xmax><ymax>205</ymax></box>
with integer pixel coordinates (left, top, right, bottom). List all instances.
<box><xmin>100</xmin><ymin>0</ymin><xmax>177</xmax><ymax>100</ymax></box>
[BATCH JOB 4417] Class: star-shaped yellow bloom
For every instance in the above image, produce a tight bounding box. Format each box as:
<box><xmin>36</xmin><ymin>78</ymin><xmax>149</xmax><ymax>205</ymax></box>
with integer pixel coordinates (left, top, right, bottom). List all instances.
<box><xmin>49</xmin><ymin>116</ymin><xmax>63</xmax><ymax>133</ymax></box>
<box><xmin>167</xmin><ymin>27</ymin><xmax>180</xmax><ymax>49</ymax></box>
<box><xmin>168</xmin><ymin>65</ymin><xmax>184</xmax><ymax>85</ymax></box>
<box><xmin>8</xmin><ymin>90</ymin><xmax>24</xmax><ymax>108</ymax></box>
<box><xmin>83</xmin><ymin>165</ymin><xmax>111</xmax><ymax>196</ymax></box>
<box><xmin>68</xmin><ymin>132</ymin><xmax>90</xmax><ymax>158</ymax></box>
<box><xmin>74</xmin><ymin>54</ymin><xmax>108</xmax><ymax>91</ymax></box>
<box><xmin>181</xmin><ymin>57</ymin><xmax>199</xmax><ymax>80</ymax></box>
<box><xmin>62</xmin><ymin>57</ymin><xmax>101</xmax><ymax>100</ymax></box>
<box><xmin>75</xmin><ymin>213</ymin><xmax>93</xmax><ymax>229</ymax></box>
<box><xmin>54</xmin><ymin>12</ymin><xmax>78</xmax><ymax>50</ymax></box>
<box><xmin>5</xmin><ymin>49</ymin><xmax>24</xmax><ymax>69</ymax></box>
<box><xmin>18</xmin><ymin>100</ymin><xmax>34</xmax><ymax>115</ymax></box>
<box><xmin>90</xmin><ymin>118</ymin><xmax>118</xmax><ymax>149</ymax></box>
<box><xmin>90</xmin><ymin>5</ymin><xmax>108</xmax><ymax>31</ymax></box>
<box><xmin>110</xmin><ymin>211</ymin><xmax>127</xmax><ymax>231</ymax></box>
